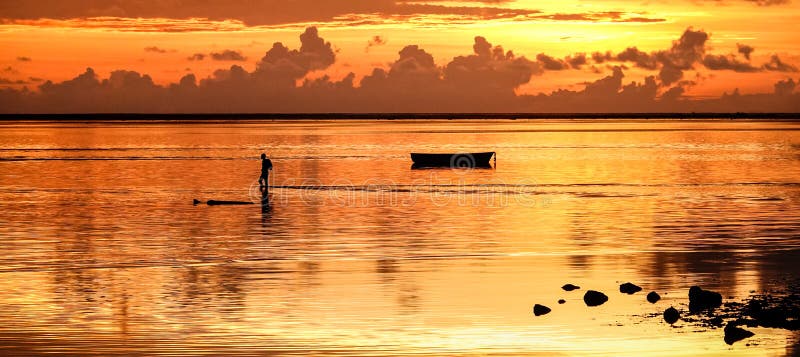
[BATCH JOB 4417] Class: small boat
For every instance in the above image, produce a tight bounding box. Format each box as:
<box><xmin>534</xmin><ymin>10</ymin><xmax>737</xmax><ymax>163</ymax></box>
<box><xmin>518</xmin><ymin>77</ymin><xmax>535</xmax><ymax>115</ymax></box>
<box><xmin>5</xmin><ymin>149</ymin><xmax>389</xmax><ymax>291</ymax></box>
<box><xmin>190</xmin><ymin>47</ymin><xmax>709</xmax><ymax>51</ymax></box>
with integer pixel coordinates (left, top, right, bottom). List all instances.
<box><xmin>410</xmin><ymin>152</ymin><xmax>495</xmax><ymax>168</ymax></box>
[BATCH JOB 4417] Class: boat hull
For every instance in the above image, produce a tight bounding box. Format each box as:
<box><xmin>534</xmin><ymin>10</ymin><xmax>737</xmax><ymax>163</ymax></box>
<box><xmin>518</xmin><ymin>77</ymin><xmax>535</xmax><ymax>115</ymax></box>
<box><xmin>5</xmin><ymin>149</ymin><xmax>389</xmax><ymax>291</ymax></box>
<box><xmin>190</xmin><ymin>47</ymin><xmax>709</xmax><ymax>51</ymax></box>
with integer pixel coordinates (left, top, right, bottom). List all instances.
<box><xmin>410</xmin><ymin>152</ymin><xmax>495</xmax><ymax>168</ymax></box>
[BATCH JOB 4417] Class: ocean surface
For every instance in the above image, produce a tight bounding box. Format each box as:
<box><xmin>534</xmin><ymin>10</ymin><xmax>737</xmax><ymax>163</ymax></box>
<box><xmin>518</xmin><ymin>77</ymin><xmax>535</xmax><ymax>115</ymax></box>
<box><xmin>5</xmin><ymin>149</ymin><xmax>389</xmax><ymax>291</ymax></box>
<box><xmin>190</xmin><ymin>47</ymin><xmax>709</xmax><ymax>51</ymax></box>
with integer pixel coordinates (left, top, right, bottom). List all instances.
<box><xmin>0</xmin><ymin>119</ymin><xmax>799</xmax><ymax>356</ymax></box>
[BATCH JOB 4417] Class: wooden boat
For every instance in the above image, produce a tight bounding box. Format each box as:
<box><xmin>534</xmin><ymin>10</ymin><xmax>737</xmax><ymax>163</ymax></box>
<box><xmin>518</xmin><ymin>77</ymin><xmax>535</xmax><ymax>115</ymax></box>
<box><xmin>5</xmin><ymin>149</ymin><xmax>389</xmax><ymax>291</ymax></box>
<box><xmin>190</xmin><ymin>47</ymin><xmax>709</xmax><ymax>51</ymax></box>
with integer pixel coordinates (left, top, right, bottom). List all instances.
<box><xmin>410</xmin><ymin>152</ymin><xmax>495</xmax><ymax>168</ymax></box>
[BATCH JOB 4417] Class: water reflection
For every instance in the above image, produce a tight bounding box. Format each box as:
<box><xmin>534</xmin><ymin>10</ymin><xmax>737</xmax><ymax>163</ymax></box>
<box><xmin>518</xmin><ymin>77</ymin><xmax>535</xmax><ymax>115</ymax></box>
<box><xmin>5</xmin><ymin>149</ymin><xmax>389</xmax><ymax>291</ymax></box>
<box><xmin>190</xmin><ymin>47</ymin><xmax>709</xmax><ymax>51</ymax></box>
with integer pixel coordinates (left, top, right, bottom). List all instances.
<box><xmin>0</xmin><ymin>120</ymin><xmax>798</xmax><ymax>355</ymax></box>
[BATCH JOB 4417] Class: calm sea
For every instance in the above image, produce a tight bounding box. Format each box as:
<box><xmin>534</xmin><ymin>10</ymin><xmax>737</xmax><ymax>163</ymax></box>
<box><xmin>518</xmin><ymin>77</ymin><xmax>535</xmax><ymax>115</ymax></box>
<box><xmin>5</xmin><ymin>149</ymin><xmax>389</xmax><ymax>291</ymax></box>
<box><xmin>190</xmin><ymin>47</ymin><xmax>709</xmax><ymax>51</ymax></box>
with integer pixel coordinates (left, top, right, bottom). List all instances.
<box><xmin>0</xmin><ymin>119</ymin><xmax>799</xmax><ymax>356</ymax></box>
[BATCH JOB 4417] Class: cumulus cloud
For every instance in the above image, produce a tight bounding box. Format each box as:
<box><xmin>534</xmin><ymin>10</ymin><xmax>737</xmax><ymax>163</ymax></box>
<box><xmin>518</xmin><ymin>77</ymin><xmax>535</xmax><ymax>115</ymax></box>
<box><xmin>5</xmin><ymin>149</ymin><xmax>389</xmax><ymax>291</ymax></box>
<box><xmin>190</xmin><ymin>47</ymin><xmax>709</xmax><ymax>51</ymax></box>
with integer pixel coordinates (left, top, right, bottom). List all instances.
<box><xmin>536</xmin><ymin>53</ymin><xmax>569</xmax><ymax>70</ymax></box>
<box><xmin>0</xmin><ymin>26</ymin><xmax>798</xmax><ymax>113</ymax></box>
<box><xmin>210</xmin><ymin>50</ymin><xmax>247</xmax><ymax>61</ymax></box>
<box><xmin>566</xmin><ymin>53</ymin><xmax>588</xmax><ymax>69</ymax></box>
<box><xmin>702</xmin><ymin>54</ymin><xmax>760</xmax><ymax>72</ymax></box>
<box><xmin>763</xmin><ymin>54</ymin><xmax>799</xmax><ymax>72</ymax></box>
<box><xmin>774</xmin><ymin>78</ymin><xmax>796</xmax><ymax>95</ymax></box>
<box><xmin>187</xmin><ymin>53</ymin><xmax>206</xmax><ymax>61</ymax></box>
<box><xmin>737</xmin><ymin>43</ymin><xmax>754</xmax><ymax>60</ymax></box>
<box><xmin>366</xmin><ymin>36</ymin><xmax>387</xmax><ymax>53</ymax></box>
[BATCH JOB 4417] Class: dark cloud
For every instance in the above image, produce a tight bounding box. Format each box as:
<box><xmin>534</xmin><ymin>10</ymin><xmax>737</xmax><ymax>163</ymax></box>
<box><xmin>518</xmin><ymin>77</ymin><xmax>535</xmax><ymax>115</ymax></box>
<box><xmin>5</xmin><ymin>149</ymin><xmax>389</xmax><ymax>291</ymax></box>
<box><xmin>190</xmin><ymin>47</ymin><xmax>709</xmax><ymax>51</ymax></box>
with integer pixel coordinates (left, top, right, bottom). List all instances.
<box><xmin>615</xmin><ymin>47</ymin><xmax>658</xmax><ymax>70</ymax></box>
<box><xmin>774</xmin><ymin>78</ymin><xmax>796</xmax><ymax>95</ymax></box>
<box><xmin>0</xmin><ymin>77</ymin><xmax>27</xmax><ymax>85</ymax></box>
<box><xmin>763</xmin><ymin>54</ymin><xmax>798</xmax><ymax>72</ymax></box>
<box><xmin>536</xmin><ymin>53</ymin><xmax>569</xmax><ymax>70</ymax></box>
<box><xmin>0</xmin><ymin>0</ymin><xmax>539</xmax><ymax>26</ymax></box>
<box><xmin>251</xmin><ymin>27</ymin><xmax>336</xmax><ymax>86</ymax></box>
<box><xmin>0</xmin><ymin>26</ymin><xmax>798</xmax><ymax>113</ymax></box>
<box><xmin>210</xmin><ymin>50</ymin><xmax>247</xmax><ymax>61</ymax></box>
<box><xmin>144</xmin><ymin>46</ymin><xmax>169</xmax><ymax>53</ymax></box>
<box><xmin>366</xmin><ymin>36</ymin><xmax>387</xmax><ymax>53</ymax></box>
<box><xmin>737</xmin><ymin>43</ymin><xmax>754</xmax><ymax>60</ymax></box>
<box><xmin>566</xmin><ymin>53</ymin><xmax>588</xmax><ymax>69</ymax></box>
<box><xmin>17</xmin><ymin>56</ymin><xmax>32</xmax><ymax>62</ymax></box>
<box><xmin>0</xmin><ymin>1</ymin><xmax>669</xmax><ymax>29</ymax></box>
<box><xmin>3</xmin><ymin>66</ymin><xmax>19</xmax><ymax>74</ymax></box>
<box><xmin>187</xmin><ymin>53</ymin><xmax>206</xmax><ymax>61</ymax></box>
<box><xmin>532</xmin><ymin>11</ymin><xmax>665</xmax><ymax>23</ymax></box>
<box><xmin>443</xmin><ymin>36</ymin><xmax>538</xmax><ymax>92</ymax></box>
<box><xmin>702</xmin><ymin>54</ymin><xmax>760</xmax><ymax>72</ymax></box>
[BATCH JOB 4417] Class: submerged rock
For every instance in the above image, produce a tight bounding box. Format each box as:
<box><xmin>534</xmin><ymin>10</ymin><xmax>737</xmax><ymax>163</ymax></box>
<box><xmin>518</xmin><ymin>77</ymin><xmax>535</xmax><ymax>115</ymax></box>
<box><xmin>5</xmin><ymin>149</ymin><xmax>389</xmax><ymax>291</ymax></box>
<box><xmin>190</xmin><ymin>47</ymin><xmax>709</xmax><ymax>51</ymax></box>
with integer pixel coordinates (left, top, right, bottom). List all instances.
<box><xmin>619</xmin><ymin>282</ymin><xmax>642</xmax><ymax>295</ymax></box>
<box><xmin>558</xmin><ymin>299</ymin><xmax>566</xmax><ymax>304</ymax></box>
<box><xmin>647</xmin><ymin>291</ymin><xmax>661</xmax><ymax>304</ymax></box>
<box><xmin>583</xmin><ymin>290</ymin><xmax>609</xmax><ymax>307</ymax></box>
<box><xmin>689</xmin><ymin>286</ymin><xmax>723</xmax><ymax>313</ymax></box>
<box><xmin>562</xmin><ymin>284</ymin><xmax>581</xmax><ymax>291</ymax></box>
<box><xmin>533</xmin><ymin>304</ymin><xmax>552</xmax><ymax>316</ymax></box>
<box><xmin>664</xmin><ymin>307</ymin><xmax>681</xmax><ymax>324</ymax></box>
<box><xmin>724</xmin><ymin>323</ymin><xmax>755</xmax><ymax>345</ymax></box>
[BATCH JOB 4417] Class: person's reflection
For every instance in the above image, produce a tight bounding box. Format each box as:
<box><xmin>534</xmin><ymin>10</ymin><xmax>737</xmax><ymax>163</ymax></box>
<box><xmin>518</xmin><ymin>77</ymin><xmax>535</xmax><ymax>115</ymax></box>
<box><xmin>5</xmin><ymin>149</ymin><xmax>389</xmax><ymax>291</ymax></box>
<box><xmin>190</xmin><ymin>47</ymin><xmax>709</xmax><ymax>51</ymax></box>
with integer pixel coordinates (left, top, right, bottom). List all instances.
<box><xmin>260</xmin><ymin>186</ymin><xmax>272</xmax><ymax>217</ymax></box>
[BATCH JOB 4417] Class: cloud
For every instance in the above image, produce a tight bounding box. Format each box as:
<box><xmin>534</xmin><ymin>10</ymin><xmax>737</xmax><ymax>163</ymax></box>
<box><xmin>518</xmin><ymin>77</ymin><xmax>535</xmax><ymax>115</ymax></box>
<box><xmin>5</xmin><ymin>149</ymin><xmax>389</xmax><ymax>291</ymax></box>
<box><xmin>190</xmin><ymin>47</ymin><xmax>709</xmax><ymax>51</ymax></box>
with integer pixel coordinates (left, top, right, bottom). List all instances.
<box><xmin>615</xmin><ymin>47</ymin><xmax>658</xmax><ymax>70</ymax></box>
<box><xmin>763</xmin><ymin>54</ymin><xmax>798</xmax><ymax>72</ymax></box>
<box><xmin>536</xmin><ymin>53</ymin><xmax>569</xmax><ymax>70</ymax></box>
<box><xmin>0</xmin><ymin>26</ymin><xmax>798</xmax><ymax>113</ymax></box>
<box><xmin>774</xmin><ymin>78</ymin><xmax>796</xmax><ymax>95</ymax></box>
<box><xmin>0</xmin><ymin>77</ymin><xmax>27</xmax><ymax>85</ymax></box>
<box><xmin>144</xmin><ymin>46</ymin><xmax>170</xmax><ymax>53</ymax></box>
<box><xmin>0</xmin><ymin>0</ymin><xmax>540</xmax><ymax>26</ymax></box>
<box><xmin>366</xmin><ymin>36</ymin><xmax>387</xmax><ymax>53</ymax></box>
<box><xmin>702</xmin><ymin>54</ymin><xmax>760</xmax><ymax>72</ymax></box>
<box><xmin>187</xmin><ymin>53</ymin><xmax>206</xmax><ymax>61</ymax></box>
<box><xmin>251</xmin><ymin>27</ymin><xmax>336</xmax><ymax>85</ymax></box>
<box><xmin>17</xmin><ymin>56</ymin><xmax>32</xmax><ymax>62</ymax></box>
<box><xmin>0</xmin><ymin>1</ymin><xmax>667</xmax><ymax>30</ymax></box>
<box><xmin>532</xmin><ymin>11</ymin><xmax>665</xmax><ymax>23</ymax></box>
<box><xmin>737</xmin><ymin>43</ymin><xmax>754</xmax><ymax>60</ymax></box>
<box><xmin>745</xmin><ymin>0</ymin><xmax>791</xmax><ymax>5</ymax></box>
<box><xmin>3</xmin><ymin>66</ymin><xmax>19</xmax><ymax>74</ymax></box>
<box><xmin>566</xmin><ymin>53</ymin><xmax>588</xmax><ymax>69</ymax></box>
<box><xmin>582</xmin><ymin>28</ymin><xmax>797</xmax><ymax>84</ymax></box>
<box><xmin>210</xmin><ymin>50</ymin><xmax>247</xmax><ymax>61</ymax></box>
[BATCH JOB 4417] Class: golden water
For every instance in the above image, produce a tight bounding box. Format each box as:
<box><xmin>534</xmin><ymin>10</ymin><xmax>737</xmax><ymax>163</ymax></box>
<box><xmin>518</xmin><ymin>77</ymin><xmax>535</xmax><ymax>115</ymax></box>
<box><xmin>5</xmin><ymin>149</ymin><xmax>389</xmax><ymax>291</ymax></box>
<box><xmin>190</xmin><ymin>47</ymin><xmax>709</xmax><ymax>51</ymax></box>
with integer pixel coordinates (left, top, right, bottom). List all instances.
<box><xmin>0</xmin><ymin>120</ymin><xmax>799</xmax><ymax>355</ymax></box>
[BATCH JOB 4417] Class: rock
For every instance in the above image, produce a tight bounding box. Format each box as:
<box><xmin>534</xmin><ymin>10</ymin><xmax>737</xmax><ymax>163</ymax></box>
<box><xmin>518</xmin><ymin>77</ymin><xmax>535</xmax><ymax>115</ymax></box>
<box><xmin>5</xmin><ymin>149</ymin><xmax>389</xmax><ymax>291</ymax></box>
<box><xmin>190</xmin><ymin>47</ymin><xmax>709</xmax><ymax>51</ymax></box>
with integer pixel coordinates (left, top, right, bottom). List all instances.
<box><xmin>664</xmin><ymin>307</ymin><xmax>681</xmax><ymax>324</ymax></box>
<box><xmin>752</xmin><ymin>307</ymin><xmax>791</xmax><ymax>329</ymax></box>
<box><xmin>562</xmin><ymin>284</ymin><xmax>581</xmax><ymax>291</ymax></box>
<box><xmin>533</xmin><ymin>304</ymin><xmax>552</xmax><ymax>316</ymax></box>
<box><xmin>583</xmin><ymin>290</ymin><xmax>609</xmax><ymax>307</ymax></box>
<box><xmin>558</xmin><ymin>299</ymin><xmax>566</xmax><ymax>304</ymax></box>
<box><xmin>647</xmin><ymin>291</ymin><xmax>661</xmax><ymax>304</ymax></box>
<box><xmin>724</xmin><ymin>323</ymin><xmax>755</xmax><ymax>345</ymax></box>
<box><xmin>619</xmin><ymin>282</ymin><xmax>642</xmax><ymax>295</ymax></box>
<box><xmin>689</xmin><ymin>286</ymin><xmax>723</xmax><ymax>313</ymax></box>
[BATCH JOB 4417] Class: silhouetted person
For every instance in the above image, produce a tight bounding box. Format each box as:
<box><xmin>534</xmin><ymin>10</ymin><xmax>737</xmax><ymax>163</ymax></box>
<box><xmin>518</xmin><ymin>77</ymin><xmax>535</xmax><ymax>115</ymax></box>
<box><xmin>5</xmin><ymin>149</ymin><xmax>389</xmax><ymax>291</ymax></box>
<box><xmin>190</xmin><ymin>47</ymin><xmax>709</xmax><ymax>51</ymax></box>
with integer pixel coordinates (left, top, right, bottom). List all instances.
<box><xmin>259</xmin><ymin>153</ymin><xmax>273</xmax><ymax>190</ymax></box>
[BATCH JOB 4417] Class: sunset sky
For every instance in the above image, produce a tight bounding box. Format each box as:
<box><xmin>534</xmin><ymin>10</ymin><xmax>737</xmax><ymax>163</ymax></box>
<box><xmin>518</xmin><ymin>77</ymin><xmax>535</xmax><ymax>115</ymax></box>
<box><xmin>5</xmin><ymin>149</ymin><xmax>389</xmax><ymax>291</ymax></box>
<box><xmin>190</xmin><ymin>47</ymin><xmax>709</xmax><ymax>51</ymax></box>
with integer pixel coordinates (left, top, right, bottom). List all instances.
<box><xmin>1</xmin><ymin>0</ymin><xmax>799</xmax><ymax>112</ymax></box>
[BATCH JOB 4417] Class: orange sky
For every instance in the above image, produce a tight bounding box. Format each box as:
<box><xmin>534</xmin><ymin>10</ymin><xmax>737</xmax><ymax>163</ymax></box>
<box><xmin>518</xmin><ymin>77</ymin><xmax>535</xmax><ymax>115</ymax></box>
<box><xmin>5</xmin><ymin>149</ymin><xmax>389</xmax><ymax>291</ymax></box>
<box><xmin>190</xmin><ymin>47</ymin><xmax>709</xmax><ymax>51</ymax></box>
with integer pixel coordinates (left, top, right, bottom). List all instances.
<box><xmin>1</xmin><ymin>0</ymin><xmax>799</xmax><ymax>112</ymax></box>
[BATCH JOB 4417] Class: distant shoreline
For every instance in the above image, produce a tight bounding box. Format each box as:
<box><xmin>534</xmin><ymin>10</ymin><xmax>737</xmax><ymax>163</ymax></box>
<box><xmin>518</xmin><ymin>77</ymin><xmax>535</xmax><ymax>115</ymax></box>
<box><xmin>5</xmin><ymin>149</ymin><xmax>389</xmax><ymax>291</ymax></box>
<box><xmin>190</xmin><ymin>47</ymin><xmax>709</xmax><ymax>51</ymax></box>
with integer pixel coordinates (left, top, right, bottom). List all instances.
<box><xmin>0</xmin><ymin>113</ymin><xmax>799</xmax><ymax>122</ymax></box>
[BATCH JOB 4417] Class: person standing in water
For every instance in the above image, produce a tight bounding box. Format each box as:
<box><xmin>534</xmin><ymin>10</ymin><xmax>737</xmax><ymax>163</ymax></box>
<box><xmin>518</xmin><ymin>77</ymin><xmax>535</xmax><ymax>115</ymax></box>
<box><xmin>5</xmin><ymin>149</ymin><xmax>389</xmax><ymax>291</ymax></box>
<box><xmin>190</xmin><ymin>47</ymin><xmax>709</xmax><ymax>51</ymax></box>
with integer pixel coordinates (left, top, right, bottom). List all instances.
<box><xmin>259</xmin><ymin>153</ymin><xmax>273</xmax><ymax>190</ymax></box>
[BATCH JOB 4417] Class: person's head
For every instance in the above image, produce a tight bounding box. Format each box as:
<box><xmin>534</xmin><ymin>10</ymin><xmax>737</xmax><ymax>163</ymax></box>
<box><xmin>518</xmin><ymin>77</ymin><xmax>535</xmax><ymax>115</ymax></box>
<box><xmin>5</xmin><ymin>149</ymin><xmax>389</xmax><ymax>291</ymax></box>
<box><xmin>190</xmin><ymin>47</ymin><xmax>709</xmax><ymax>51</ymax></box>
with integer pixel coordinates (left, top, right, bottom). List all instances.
<box><xmin>261</xmin><ymin>153</ymin><xmax>266</xmax><ymax>159</ymax></box>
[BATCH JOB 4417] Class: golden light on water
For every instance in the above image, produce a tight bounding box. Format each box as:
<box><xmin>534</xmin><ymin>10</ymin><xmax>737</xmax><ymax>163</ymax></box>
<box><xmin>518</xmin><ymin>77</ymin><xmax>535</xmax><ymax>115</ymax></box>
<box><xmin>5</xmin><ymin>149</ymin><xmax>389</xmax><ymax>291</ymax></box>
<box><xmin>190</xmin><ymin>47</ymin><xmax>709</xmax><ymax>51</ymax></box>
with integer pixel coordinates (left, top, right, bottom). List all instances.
<box><xmin>0</xmin><ymin>120</ymin><xmax>798</xmax><ymax>355</ymax></box>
